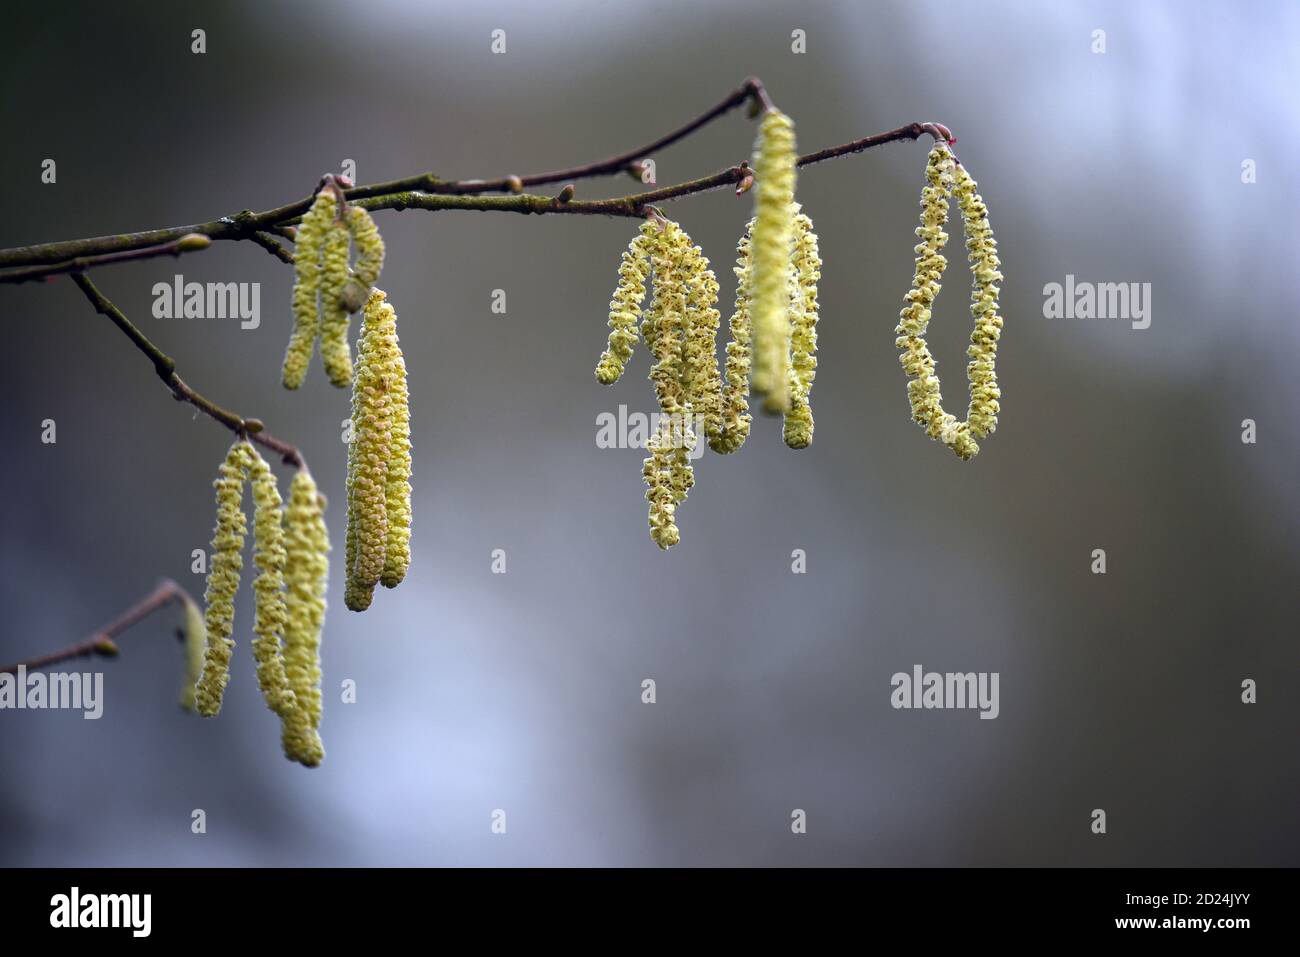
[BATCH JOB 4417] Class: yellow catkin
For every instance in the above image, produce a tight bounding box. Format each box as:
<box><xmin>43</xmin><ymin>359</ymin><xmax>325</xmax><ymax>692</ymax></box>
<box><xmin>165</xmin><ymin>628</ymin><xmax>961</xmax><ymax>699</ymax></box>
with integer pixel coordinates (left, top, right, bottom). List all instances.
<box><xmin>248</xmin><ymin>448</ymin><xmax>297</xmax><ymax>719</ymax></box>
<box><xmin>783</xmin><ymin>207</ymin><xmax>821</xmax><ymax>449</ymax></box>
<box><xmin>748</xmin><ymin>109</ymin><xmax>798</xmax><ymax>414</ymax></box>
<box><xmin>283</xmin><ymin>189</ymin><xmax>337</xmax><ymax>389</ymax></box>
<box><xmin>178</xmin><ymin>595</ymin><xmax>206</xmax><ymax>712</ymax></box>
<box><xmin>196</xmin><ymin>441</ymin><xmax>255</xmax><ymax>717</ymax></box>
<box><xmin>281</xmin><ymin>470</ymin><xmax>328</xmax><ymax>767</ymax></box>
<box><xmin>342</xmin><ymin>206</ymin><xmax>386</xmax><ymax>313</ymax></box>
<box><xmin>644</xmin><ymin>221</ymin><xmax>691</xmax><ymax>417</ymax></box>
<box><xmin>643</xmin><ymin>422</ymin><xmax>681</xmax><ymax>550</ymax></box>
<box><xmin>345</xmin><ymin>289</ymin><xmax>394</xmax><ymax>610</ymax></box>
<box><xmin>708</xmin><ymin>225</ymin><xmax>754</xmax><ymax>454</ymax></box>
<box><xmin>681</xmin><ymin>239</ymin><xmax>722</xmax><ymax>444</ymax></box>
<box><xmin>595</xmin><ymin>223</ymin><xmax>654</xmax><ymax>384</ymax></box>
<box><xmin>955</xmin><ymin>164</ymin><xmax>1004</xmax><ymax>440</ymax></box>
<box><xmin>377</xmin><ymin>299</ymin><xmax>412</xmax><ymax>589</ymax></box>
<box><xmin>318</xmin><ymin>220</ymin><xmax>354</xmax><ymax>388</ymax></box>
<box><xmin>639</xmin><ymin>220</ymin><xmax>701</xmax><ymax>549</ymax></box>
<box><xmin>895</xmin><ymin>143</ymin><xmax>1003</xmax><ymax>460</ymax></box>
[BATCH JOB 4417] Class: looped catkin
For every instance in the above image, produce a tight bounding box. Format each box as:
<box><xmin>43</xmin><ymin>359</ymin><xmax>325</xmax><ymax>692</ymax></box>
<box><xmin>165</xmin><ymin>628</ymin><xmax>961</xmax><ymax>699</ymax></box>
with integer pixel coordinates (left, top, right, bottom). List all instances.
<box><xmin>895</xmin><ymin>143</ymin><xmax>1004</xmax><ymax>460</ymax></box>
<box><xmin>283</xmin><ymin>189</ymin><xmax>337</xmax><ymax>389</ymax></box>
<box><xmin>281</xmin><ymin>469</ymin><xmax>328</xmax><ymax>767</ymax></box>
<box><xmin>248</xmin><ymin>447</ymin><xmax>297</xmax><ymax>719</ymax></box>
<box><xmin>345</xmin><ymin>288</ymin><xmax>411</xmax><ymax>609</ymax></box>
<box><xmin>748</xmin><ymin>109</ymin><xmax>798</xmax><ymax>414</ymax></box>
<box><xmin>195</xmin><ymin>440</ymin><xmax>256</xmax><ymax>717</ymax></box>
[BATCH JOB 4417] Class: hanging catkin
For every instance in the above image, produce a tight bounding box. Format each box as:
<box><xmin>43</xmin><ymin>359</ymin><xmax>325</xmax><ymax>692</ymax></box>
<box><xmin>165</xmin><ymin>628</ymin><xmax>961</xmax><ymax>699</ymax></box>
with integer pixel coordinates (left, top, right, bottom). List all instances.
<box><xmin>708</xmin><ymin>226</ymin><xmax>755</xmax><ymax>454</ymax></box>
<box><xmin>595</xmin><ymin>222</ymin><xmax>654</xmax><ymax>385</ymax></box>
<box><xmin>283</xmin><ymin>189</ymin><xmax>337</xmax><ymax>390</ymax></box>
<box><xmin>345</xmin><ymin>307</ymin><xmax>391</xmax><ymax>609</ymax></box>
<box><xmin>783</xmin><ymin>206</ymin><xmax>821</xmax><ymax>449</ymax></box>
<box><xmin>345</xmin><ymin>288</ymin><xmax>411</xmax><ymax>610</ymax></box>
<box><xmin>195</xmin><ymin>440</ymin><xmax>255</xmax><ymax>717</ymax></box>
<box><xmin>248</xmin><ymin>447</ymin><xmax>297</xmax><ymax>719</ymax></box>
<box><xmin>681</xmin><ymin>238</ymin><xmax>722</xmax><ymax>447</ymax></box>
<box><xmin>641</xmin><ymin>221</ymin><xmax>690</xmax><ymax>549</ymax></box>
<box><xmin>748</xmin><ymin>109</ymin><xmax>798</xmax><ymax>414</ymax></box>
<box><xmin>342</xmin><ymin>206</ymin><xmax>386</xmax><ymax>312</ymax></box>
<box><xmin>380</xmin><ymin>310</ymin><xmax>412</xmax><ymax>589</ymax></box>
<box><xmin>955</xmin><ymin>163</ymin><xmax>1003</xmax><ymax>441</ymax></box>
<box><xmin>281</xmin><ymin>469</ymin><xmax>328</xmax><ymax>767</ymax></box>
<box><xmin>318</xmin><ymin>220</ymin><xmax>354</xmax><ymax>388</ymax></box>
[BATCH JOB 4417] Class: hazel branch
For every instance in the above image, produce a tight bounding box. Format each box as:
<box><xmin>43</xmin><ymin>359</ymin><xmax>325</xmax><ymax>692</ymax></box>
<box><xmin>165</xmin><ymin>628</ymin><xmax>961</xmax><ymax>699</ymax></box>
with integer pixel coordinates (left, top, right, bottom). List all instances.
<box><xmin>0</xmin><ymin>233</ymin><xmax>212</xmax><ymax>285</ymax></box>
<box><xmin>70</xmin><ymin>273</ymin><xmax>306</xmax><ymax>467</ymax></box>
<box><xmin>0</xmin><ymin>579</ymin><xmax>193</xmax><ymax>675</ymax></box>
<box><xmin>0</xmin><ymin>73</ymin><xmax>952</xmax><ymax>271</ymax></box>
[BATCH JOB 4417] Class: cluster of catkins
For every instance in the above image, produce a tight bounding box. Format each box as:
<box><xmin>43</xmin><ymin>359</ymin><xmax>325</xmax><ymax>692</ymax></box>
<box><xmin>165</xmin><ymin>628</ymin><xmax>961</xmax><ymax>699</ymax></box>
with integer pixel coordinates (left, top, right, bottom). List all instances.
<box><xmin>594</xmin><ymin>108</ymin><xmax>821</xmax><ymax>549</ymax></box>
<box><xmin>192</xmin><ymin>440</ymin><xmax>329</xmax><ymax>767</ymax></box>
<box><xmin>280</xmin><ymin>183</ymin><xmax>412</xmax><ymax>612</ymax></box>
<box><xmin>282</xmin><ymin>181</ymin><xmax>386</xmax><ymax>389</ymax></box>
<box><xmin>895</xmin><ymin>142</ymin><xmax>1004</xmax><ymax>460</ymax></box>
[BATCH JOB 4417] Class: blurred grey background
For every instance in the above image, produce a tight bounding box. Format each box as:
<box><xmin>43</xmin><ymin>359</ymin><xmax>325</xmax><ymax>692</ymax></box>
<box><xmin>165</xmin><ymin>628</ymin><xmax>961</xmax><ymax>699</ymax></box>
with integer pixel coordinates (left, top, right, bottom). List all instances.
<box><xmin>0</xmin><ymin>0</ymin><xmax>1296</xmax><ymax>866</ymax></box>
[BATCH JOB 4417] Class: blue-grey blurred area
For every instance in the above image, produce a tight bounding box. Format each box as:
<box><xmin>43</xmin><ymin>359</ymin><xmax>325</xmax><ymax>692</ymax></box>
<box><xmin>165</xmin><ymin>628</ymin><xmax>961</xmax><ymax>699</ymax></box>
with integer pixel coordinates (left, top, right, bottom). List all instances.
<box><xmin>0</xmin><ymin>0</ymin><xmax>1296</xmax><ymax>866</ymax></box>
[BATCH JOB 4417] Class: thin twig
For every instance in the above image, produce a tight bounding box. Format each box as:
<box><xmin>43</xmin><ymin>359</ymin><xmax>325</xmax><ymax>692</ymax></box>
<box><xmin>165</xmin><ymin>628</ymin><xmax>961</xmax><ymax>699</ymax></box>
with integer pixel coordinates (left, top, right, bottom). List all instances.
<box><xmin>345</xmin><ymin>76</ymin><xmax>768</xmax><ymax>200</ymax></box>
<box><xmin>0</xmin><ymin>579</ymin><xmax>192</xmax><ymax>675</ymax></box>
<box><xmin>248</xmin><ymin>230</ymin><xmax>295</xmax><ymax>264</ymax></box>
<box><xmin>71</xmin><ymin>273</ymin><xmax>305</xmax><ymax>467</ymax></box>
<box><xmin>798</xmin><ymin>122</ymin><xmax>952</xmax><ymax>167</ymax></box>
<box><xmin>343</xmin><ymin>166</ymin><xmax>753</xmax><ymax>220</ymax></box>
